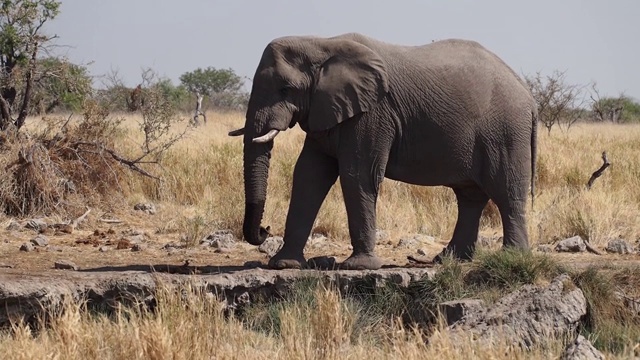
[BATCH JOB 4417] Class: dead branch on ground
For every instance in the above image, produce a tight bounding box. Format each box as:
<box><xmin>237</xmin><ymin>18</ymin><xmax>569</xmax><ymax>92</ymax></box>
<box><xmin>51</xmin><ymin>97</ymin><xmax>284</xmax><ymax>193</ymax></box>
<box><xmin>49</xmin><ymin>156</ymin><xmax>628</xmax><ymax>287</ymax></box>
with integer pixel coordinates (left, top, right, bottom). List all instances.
<box><xmin>71</xmin><ymin>207</ymin><xmax>91</xmax><ymax>228</ymax></box>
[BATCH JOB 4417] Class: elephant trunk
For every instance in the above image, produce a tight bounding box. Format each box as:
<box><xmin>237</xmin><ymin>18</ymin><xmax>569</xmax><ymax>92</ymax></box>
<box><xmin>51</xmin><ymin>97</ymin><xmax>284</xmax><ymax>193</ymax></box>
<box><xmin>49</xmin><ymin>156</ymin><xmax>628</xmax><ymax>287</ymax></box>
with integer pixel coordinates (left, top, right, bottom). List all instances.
<box><xmin>242</xmin><ymin>141</ymin><xmax>274</xmax><ymax>246</ymax></box>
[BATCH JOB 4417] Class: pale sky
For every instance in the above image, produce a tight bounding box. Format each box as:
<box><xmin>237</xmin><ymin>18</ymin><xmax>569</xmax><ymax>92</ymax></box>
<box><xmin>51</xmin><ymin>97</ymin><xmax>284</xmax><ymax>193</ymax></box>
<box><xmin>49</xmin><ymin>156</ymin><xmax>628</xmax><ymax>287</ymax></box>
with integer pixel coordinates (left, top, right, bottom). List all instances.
<box><xmin>47</xmin><ymin>0</ymin><xmax>639</xmax><ymax>98</ymax></box>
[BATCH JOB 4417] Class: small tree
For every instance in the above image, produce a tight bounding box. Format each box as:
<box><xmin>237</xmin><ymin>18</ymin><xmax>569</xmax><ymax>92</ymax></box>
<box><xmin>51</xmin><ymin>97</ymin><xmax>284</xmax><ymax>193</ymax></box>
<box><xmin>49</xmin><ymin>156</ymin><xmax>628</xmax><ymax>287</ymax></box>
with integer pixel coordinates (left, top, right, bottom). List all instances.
<box><xmin>524</xmin><ymin>70</ymin><xmax>588</xmax><ymax>134</ymax></box>
<box><xmin>179</xmin><ymin>66</ymin><xmax>248</xmax><ymax>111</ymax></box>
<box><xmin>590</xmin><ymin>84</ymin><xmax>640</xmax><ymax>124</ymax></box>
<box><xmin>0</xmin><ymin>0</ymin><xmax>60</xmax><ymax>131</ymax></box>
<box><xmin>30</xmin><ymin>57</ymin><xmax>92</xmax><ymax>114</ymax></box>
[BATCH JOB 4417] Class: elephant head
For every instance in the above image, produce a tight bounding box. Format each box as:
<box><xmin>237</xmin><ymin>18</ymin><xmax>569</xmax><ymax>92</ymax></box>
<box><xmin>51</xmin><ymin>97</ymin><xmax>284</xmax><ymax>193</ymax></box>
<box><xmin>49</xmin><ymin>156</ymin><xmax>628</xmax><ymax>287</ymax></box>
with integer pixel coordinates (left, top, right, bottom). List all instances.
<box><xmin>229</xmin><ymin>35</ymin><xmax>389</xmax><ymax>246</ymax></box>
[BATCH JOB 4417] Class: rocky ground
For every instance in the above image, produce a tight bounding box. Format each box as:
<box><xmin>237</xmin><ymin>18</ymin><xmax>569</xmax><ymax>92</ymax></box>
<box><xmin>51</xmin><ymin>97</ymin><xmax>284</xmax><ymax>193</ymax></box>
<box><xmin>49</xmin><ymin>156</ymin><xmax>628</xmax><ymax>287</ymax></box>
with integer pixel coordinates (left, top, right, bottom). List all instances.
<box><xmin>1</xmin><ymin>202</ymin><xmax>638</xmax><ymax>273</ymax></box>
<box><xmin>1</xmin><ymin>202</ymin><xmax>640</xmax><ymax>359</ymax></box>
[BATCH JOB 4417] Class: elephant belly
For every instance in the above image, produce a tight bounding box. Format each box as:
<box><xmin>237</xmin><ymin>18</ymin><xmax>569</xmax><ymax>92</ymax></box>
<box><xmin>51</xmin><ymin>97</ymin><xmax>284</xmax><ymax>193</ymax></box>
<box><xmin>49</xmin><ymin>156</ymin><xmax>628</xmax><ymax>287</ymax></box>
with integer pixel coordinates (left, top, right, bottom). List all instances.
<box><xmin>384</xmin><ymin>160</ymin><xmax>470</xmax><ymax>187</ymax></box>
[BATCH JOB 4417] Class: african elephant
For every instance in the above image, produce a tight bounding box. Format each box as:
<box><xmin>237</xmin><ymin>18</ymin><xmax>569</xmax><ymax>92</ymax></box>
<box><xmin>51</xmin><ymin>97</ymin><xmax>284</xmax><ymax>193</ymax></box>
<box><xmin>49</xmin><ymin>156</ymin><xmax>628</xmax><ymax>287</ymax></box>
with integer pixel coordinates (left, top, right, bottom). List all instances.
<box><xmin>229</xmin><ymin>33</ymin><xmax>537</xmax><ymax>270</ymax></box>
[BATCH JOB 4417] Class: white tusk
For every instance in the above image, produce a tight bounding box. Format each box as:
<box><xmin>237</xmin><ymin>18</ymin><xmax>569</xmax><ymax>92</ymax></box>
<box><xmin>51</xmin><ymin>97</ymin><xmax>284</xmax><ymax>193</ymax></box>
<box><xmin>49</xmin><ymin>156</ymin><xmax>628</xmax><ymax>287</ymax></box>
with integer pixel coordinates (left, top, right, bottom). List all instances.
<box><xmin>228</xmin><ymin>128</ymin><xmax>245</xmax><ymax>136</ymax></box>
<box><xmin>252</xmin><ymin>129</ymin><xmax>280</xmax><ymax>143</ymax></box>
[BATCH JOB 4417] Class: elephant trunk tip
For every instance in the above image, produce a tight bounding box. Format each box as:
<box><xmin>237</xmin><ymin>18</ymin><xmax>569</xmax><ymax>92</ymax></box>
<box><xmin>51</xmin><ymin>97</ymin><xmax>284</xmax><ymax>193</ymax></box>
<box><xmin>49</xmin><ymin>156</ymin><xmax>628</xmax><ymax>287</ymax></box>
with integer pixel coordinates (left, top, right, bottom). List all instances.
<box><xmin>243</xmin><ymin>225</ymin><xmax>271</xmax><ymax>246</ymax></box>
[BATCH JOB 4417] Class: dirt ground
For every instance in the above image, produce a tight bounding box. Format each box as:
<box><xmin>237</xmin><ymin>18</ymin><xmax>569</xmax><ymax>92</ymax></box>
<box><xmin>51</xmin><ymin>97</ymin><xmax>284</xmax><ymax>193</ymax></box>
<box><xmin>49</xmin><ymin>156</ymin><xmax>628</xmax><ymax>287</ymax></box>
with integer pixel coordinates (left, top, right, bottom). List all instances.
<box><xmin>1</xmin><ymin>206</ymin><xmax>638</xmax><ymax>275</ymax></box>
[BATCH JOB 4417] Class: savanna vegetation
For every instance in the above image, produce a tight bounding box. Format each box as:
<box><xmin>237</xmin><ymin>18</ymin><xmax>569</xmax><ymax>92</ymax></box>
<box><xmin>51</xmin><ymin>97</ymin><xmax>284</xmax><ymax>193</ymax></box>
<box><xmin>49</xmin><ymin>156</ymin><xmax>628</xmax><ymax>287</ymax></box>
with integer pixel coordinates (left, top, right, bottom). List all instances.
<box><xmin>1</xmin><ymin>251</ymin><xmax>639</xmax><ymax>358</ymax></box>
<box><xmin>1</xmin><ymin>1</ymin><xmax>639</xmax><ymax>359</ymax></box>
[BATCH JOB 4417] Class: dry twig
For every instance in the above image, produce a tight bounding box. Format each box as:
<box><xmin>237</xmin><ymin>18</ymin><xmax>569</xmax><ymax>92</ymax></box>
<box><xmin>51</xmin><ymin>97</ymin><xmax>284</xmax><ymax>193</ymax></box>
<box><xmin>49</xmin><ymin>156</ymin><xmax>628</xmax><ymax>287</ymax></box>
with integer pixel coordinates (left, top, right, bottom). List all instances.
<box><xmin>71</xmin><ymin>207</ymin><xmax>91</xmax><ymax>228</ymax></box>
<box><xmin>98</xmin><ymin>218</ymin><xmax>123</xmax><ymax>224</ymax></box>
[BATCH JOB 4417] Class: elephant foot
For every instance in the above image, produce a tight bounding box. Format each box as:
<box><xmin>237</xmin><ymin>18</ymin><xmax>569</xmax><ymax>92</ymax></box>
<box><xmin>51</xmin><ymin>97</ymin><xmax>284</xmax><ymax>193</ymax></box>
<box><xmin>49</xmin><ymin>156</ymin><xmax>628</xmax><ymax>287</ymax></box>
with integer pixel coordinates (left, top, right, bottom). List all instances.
<box><xmin>339</xmin><ymin>253</ymin><xmax>383</xmax><ymax>270</ymax></box>
<box><xmin>268</xmin><ymin>250</ymin><xmax>307</xmax><ymax>270</ymax></box>
<box><xmin>432</xmin><ymin>246</ymin><xmax>474</xmax><ymax>264</ymax></box>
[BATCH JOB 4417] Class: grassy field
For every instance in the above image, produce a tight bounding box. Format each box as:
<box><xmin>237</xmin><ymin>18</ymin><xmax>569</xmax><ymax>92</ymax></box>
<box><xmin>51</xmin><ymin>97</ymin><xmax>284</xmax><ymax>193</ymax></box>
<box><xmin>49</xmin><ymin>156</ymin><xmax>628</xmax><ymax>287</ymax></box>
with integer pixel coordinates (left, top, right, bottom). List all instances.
<box><xmin>121</xmin><ymin>111</ymin><xmax>640</xmax><ymax>248</ymax></box>
<box><xmin>1</xmin><ymin>251</ymin><xmax>639</xmax><ymax>359</ymax></box>
<box><xmin>1</xmin><ymin>111</ymin><xmax>639</xmax><ymax>359</ymax></box>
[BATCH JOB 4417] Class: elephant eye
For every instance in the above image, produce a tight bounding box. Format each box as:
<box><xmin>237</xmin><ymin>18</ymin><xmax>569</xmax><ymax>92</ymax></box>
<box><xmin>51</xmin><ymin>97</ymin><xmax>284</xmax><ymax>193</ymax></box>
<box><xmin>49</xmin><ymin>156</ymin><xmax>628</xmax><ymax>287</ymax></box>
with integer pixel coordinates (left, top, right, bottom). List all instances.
<box><xmin>279</xmin><ymin>86</ymin><xmax>291</xmax><ymax>97</ymax></box>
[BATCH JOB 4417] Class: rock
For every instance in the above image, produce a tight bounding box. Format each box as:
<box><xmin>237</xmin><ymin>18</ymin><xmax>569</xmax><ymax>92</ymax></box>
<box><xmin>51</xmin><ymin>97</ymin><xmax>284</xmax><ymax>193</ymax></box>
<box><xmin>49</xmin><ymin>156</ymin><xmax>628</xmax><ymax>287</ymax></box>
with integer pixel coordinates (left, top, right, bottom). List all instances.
<box><xmin>46</xmin><ymin>246</ymin><xmax>63</xmax><ymax>252</ymax></box>
<box><xmin>19</xmin><ymin>243</ymin><xmax>35</xmax><ymax>252</ymax></box>
<box><xmin>128</xmin><ymin>234</ymin><xmax>146</xmax><ymax>244</ymax></box>
<box><xmin>258</xmin><ymin>236</ymin><xmax>284</xmax><ymax>257</ymax></box>
<box><xmin>53</xmin><ymin>224</ymin><xmax>74</xmax><ymax>234</ymax></box>
<box><xmin>477</xmin><ymin>235</ymin><xmax>502</xmax><ymax>248</ymax></box>
<box><xmin>122</xmin><ymin>229</ymin><xmax>145</xmax><ymax>236</ymax></box>
<box><xmin>307</xmin><ymin>256</ymin><xmax>337</xmax><ymax>270</ymax></box>
<box><xmin>561</xmin><ymin>335</ymin><xmax>604</xmax><ymax>360</ymax></box>
<box><xmin>446</xmin><ymin>274</ymin><xmax>587</xmax><ymax>350</ymax></box>
<box><xmin>555</xmin><ymin>236</ymin><xmax>587</xmax><ymax>253</ymax></box>
<box><xmin>0</xmin><ymin>263</ymin><xmax>13</xmax><ymax>268</ymax></box>
<box><xmin>308</xmin><ymin>234</ymin><xmax>341</xmax><ymax>251</ymax></box>
<box><xmin>310</xmin><ymin>232</ymin><xmax>327</xmax><ymax>240</ymax></box>
<box><xmin>39</xmin><ymin>227</ymin><xmax>55</xmax><ymax>236</ymax></box>
<box><xmin>116</xmin><ymin>238</ymin><xmax>132</xmax><ymax>250</ymax></box>
<box><xmin>30</xmin><ymin>234</ymin><xmax>49</xmax><ymax>247</ymax></box>
<box><xmin>54</xmin><ymin>260</ymin><xmax>79</xmax><ymax>271</ymax></box>
<box><xmin>5</xmin><ymin>221</ymin><xmax>20</xmax><ymax>231</ymax></box>
<box><xmin>397</xmin><ymin>236</ymin><xmax>419</xmax><ymax>248</ymax></box>
<box><xmin>376</xmin><ymin>229</ymin><xmax>389</xmax><ymax>242</ymax></box>
<box><xmin>131</xmin><ymin>244</ymin><xmax>145</xmax><ymax>252</ymax></box>
<box><xmin>605</xmin><ymin>238</ymin><xmax>635</xmax><ymax>254</ymax></box>
<box><xmin>202</xmin><ymin>230</ymin><xmax>236</xmax><ymax>250</ymax></box>
<box><xmin>133</xmin><ymin>203</ymin><xmax>156</xmax><ymax>215</ymax></box>
<box><xmin>25</xmin><ymin>218</ymin><xmax>47</xmax><ymax>232</ymax></box>
<box><xmin>438</xmin><ymin>299</ymin><xmax>485</xmax><ymax>325</ymax></box>
<box><xmin>536</xmin><ymin>244</ymin><xmax>554</xmax><ymax>253</ymax></box>
<box><xmin>162</xmin><ymin>242</ymin><xmax>185</xmax><ymax>250</ymax></box>
<box><xmin>397</xmin><ymin>234</ymin><xmax>436</xmax><ymax>249</ymax></box>
<box><xmin>98</xmin><ymin>246</ymin><xmax>110</xmax><ymax>253</ymax></box>
<box><xmin>0</xmin><ymin>267</ymin><xmax>436</xmax><ymax>329</ymax></box>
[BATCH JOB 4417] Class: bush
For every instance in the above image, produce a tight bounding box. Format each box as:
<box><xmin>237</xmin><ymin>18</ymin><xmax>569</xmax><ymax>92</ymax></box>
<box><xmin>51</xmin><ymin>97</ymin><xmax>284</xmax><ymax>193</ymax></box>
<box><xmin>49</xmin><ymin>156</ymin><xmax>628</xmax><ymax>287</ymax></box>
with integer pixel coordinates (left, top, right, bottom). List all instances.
<box><xmin>0</xmin><ymin>103</ymin><xmax>128</xmax><ymax>216</ymax></box>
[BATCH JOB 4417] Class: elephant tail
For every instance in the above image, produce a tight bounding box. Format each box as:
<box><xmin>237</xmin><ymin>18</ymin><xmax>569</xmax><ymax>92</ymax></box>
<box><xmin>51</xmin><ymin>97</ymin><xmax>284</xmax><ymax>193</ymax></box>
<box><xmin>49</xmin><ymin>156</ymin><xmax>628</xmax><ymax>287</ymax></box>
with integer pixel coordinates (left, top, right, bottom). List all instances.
<box><xmin>530</xmin><ymin>108</ymin><xmax>538</xmax><ymax>209</ymax></box>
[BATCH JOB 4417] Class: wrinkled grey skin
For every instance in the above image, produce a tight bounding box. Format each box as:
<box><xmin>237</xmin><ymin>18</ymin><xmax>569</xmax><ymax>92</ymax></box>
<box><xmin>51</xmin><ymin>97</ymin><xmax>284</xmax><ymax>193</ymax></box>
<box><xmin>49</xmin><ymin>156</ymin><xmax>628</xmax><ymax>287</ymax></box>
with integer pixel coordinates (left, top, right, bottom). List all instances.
<box><xmin>230</xmin><ymin>33</ymin><xmax>537</xmax><ymax>270</ymax></box>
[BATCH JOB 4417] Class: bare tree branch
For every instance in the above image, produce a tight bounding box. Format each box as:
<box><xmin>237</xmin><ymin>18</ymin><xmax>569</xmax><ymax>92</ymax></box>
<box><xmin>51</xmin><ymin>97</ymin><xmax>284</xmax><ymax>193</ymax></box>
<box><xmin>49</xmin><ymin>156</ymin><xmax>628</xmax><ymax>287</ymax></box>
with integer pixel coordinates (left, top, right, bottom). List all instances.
<box><xmin>72</xmin><ymin>141</ymin><xmax>161</xmax><ymax>181</ymax></box>
<box><xmin>587</xmin><ymin>151</ymin><xmax>611</xmax><ymax>190</ymax></box>
<box><xmin>590</xmin><ymin>83</ymin><xmax>625</xmax><ymax>123</ymax></box>
<box><xmin>524</xmin><ymin>70</ymin><xmax>590</xmax><ymax>134</ymax></box>
<box><xmin>14</xmin><ymin>41</ymin><xmax>39</xmax><ymax>129</ymax></box>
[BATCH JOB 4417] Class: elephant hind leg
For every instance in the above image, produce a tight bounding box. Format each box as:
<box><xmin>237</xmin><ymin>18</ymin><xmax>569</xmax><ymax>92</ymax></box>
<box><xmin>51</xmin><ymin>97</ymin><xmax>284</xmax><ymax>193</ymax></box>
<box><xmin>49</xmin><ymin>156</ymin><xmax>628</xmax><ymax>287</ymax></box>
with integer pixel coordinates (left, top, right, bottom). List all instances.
<box><xmin>436</xmin><ymin>185</ymin><xmax>489</xmax><ymax>261</ymax></box>
<box><xmin>487</xmin><ymin>177</ymin><xmax>530</xmax><ymax>250</ymax></box>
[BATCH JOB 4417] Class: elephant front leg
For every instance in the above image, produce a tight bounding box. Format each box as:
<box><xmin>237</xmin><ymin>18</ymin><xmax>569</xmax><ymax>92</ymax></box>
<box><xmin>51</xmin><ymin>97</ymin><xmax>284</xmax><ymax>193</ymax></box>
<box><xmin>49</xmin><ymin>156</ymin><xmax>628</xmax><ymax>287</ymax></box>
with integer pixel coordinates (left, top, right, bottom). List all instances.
<box><xmin>339</xmin><ymin>170</ymin><xmax>385</xmax><ymax>270</ymax></box>
<box><xmin>269</xmin><ymin>140</ymin><xmax>338</xmax><ymax>269</ymax></box>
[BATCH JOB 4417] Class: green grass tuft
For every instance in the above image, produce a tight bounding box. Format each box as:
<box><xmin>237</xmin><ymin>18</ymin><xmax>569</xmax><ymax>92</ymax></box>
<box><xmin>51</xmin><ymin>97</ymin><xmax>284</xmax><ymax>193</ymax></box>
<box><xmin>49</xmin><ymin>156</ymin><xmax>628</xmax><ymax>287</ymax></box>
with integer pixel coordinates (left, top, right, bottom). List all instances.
<box><xmin>468</xmin><ymin>249</ymin><xmax>563</xmax><ymax>289</ymax></box>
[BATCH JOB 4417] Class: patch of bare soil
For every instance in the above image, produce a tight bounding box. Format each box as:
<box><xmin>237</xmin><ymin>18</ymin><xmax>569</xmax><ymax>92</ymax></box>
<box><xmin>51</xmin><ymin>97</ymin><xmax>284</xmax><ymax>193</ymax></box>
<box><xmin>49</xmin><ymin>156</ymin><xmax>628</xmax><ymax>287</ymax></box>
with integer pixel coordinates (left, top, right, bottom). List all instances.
<box><xmin>0</xmin><ymin>206</ymin><xmax>638</xmax><ymax>276</ymax></box>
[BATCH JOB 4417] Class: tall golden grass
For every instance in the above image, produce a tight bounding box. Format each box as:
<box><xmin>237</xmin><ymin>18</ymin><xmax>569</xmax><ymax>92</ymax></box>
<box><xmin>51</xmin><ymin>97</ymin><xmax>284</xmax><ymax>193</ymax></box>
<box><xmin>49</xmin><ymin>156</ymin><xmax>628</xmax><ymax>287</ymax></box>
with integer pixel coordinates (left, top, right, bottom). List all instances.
<box><xmin>2</xmin><ymin>112</ymin><xmax>638</xmax><ymax>358</ymax></box>
<box><xmin>0</xmin><ymin>283</ymin><xmax>570</xmax><ymax>360</ymax></box>
<box><xmin>120</xmin><ymin>111</ymin><xmax>640</xmax><ymax>248</ymax></box>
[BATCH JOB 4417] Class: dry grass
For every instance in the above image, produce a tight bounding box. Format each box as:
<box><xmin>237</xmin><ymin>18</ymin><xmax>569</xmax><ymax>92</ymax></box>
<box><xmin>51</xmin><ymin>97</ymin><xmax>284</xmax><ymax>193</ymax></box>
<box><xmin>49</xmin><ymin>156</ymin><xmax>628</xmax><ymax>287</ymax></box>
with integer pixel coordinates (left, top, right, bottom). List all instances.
<box><xmin>2</xmin><ymin>113</ymin><xmax>639</xmax><ymax>358</ymax></box>
<box><xmin>114</xmin><ymin>112</ymin><xmax>640</xmax><ymax>248</ymax></box>
<box><xmin>0</xmin><ymin>282</ymin><xmax>571</xmax><ymax>360</ymax></box>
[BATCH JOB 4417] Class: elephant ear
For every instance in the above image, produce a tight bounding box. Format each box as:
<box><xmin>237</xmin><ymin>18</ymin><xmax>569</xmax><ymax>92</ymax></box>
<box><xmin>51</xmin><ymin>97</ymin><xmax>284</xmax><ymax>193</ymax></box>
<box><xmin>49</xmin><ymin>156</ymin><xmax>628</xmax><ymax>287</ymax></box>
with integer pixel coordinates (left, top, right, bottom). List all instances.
<box><xmin>308</xmin><ymin>41</ymin><xmax>389</xmax><ymax>132</ymax></box>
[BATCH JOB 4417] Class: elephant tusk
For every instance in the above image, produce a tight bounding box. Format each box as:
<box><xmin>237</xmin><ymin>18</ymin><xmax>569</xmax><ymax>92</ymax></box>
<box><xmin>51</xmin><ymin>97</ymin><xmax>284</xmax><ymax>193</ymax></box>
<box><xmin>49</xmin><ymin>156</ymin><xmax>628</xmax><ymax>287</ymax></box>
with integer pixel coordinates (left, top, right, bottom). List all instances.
<box><xmin>228</xmin><ymin>128</ymin><xmax>245</xmax><ymax>136</ymax></box>
<box><xmin>252</xmin><ymin>129</ymin><xmax>280</xmax><ymax>143</ymax></box>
